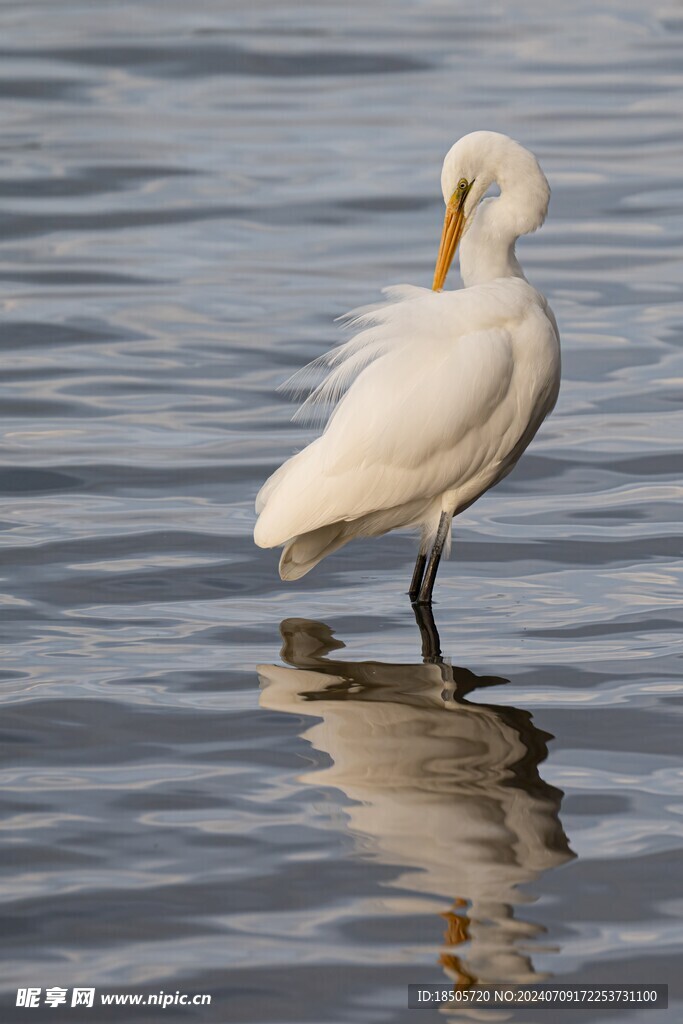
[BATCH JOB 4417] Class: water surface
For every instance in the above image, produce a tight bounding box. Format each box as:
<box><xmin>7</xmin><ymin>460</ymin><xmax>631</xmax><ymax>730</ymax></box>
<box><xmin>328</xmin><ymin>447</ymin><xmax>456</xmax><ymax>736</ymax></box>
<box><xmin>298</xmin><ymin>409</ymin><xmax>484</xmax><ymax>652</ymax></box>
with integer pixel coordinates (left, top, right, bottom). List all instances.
<box><xmin>1</xmin><ymin>1</ymin><xmax>682</xmax><ymax>1021</ymax></box>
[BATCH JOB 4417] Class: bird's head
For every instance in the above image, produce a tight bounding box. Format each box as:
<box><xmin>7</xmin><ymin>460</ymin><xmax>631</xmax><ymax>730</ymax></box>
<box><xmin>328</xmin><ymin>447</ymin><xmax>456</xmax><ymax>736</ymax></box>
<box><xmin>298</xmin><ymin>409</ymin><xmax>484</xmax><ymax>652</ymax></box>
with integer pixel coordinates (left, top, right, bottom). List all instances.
<box><xmin>433</xmin><ymin>131</ymin><xmax>550</xmax><ymax>290</ymax></box>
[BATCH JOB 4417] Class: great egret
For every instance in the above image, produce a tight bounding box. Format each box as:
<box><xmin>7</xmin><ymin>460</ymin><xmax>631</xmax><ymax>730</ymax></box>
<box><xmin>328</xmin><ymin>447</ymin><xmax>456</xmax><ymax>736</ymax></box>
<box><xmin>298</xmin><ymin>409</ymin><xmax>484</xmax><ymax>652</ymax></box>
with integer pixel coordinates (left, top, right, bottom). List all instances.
<box><xmin>254</xmin><ymin>131</ymin><xmax>560</xmax><ymax>603</ymax></box>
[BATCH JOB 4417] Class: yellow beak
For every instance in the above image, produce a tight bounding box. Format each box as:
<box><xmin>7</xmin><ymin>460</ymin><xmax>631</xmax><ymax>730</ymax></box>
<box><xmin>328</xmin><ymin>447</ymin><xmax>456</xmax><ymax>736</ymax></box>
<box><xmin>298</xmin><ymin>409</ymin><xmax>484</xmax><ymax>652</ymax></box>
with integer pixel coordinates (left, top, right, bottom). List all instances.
<box><xmin>432</xmin><ymin>202</ymin><xmax>466</xmax><ymax>291</ymax></box>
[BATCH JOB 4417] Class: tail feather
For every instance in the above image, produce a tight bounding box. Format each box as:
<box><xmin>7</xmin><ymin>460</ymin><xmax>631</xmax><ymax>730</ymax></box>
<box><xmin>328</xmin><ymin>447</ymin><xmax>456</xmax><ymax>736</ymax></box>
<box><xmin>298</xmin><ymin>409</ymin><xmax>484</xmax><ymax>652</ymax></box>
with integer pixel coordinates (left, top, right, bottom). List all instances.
<box><xmin>279</xmin><ymin>522</ymin><xmax>349</xmax><ymax>581</ymax></box>
<box><xmin>269</xmin><ymin>497</ymin><xmax>440</xmax><ymax>581</ymax></box>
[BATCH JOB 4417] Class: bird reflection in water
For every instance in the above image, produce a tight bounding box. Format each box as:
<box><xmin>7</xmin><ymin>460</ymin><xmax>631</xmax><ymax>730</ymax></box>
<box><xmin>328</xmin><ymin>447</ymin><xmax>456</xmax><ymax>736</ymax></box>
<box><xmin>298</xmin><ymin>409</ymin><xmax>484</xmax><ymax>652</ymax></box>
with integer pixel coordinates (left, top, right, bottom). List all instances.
<box><xmin>257</xmin><ymin>608</ymin><xmax>574</xmax><ymax>989</ymax></box>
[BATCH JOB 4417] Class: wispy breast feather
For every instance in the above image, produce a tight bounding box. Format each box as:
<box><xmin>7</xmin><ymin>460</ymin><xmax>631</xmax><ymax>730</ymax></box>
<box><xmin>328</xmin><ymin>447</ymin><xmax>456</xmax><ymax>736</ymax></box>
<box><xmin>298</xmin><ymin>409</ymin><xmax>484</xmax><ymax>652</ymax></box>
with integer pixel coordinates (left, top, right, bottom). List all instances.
<box><xmin>279</xmin><ymin>285</ymin><xmax>432</xmax><ymax>426</ymax></box>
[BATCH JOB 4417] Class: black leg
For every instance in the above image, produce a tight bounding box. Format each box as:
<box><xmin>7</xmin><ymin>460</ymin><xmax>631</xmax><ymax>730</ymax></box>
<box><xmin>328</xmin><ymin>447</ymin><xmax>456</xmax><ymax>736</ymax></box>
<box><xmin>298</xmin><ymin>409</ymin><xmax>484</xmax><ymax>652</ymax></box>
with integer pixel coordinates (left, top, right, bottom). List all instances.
<box><xmin>415</xmin><ymin>512</ymin><xmax>450</xmax><ymax>605</ymax></box>
<box><xmin>412</xmin><ymin>601</ymin><xmax>442</xmax><ymax>661</ymax></box>
<box><xmin>408</xmin><ymin>551</ymin><xmax>427</xmax><ymax>600</ymax></box>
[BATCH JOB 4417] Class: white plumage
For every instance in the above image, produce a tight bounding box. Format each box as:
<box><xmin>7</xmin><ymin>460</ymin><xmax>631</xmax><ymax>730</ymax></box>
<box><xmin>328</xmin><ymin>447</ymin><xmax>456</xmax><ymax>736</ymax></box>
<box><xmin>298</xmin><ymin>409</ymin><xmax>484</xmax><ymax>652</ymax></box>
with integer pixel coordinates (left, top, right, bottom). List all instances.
<box><xmin>254</xmin><ymin>131</ymin><xmax>560</xmax><ymax>599</ymax></box>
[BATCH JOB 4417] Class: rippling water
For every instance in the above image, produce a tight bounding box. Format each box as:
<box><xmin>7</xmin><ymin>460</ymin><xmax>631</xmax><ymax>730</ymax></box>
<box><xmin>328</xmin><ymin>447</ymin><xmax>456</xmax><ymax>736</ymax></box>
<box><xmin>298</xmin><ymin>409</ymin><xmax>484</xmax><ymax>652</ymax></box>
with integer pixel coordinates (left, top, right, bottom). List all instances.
<box><xmin>1</xmin><ymin>1</ymin><xmax>682</xmax><ymax>1021</ymax></box>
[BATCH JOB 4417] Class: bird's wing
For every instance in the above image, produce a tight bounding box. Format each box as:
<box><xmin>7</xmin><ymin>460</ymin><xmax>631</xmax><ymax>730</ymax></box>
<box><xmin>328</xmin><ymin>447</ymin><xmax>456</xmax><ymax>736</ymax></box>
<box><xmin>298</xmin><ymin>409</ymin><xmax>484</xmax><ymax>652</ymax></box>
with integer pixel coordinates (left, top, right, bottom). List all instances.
<box><xmin>255</xmin><ymin>283</ymin><xmax>534</xmax><ymax>547</ymax></box>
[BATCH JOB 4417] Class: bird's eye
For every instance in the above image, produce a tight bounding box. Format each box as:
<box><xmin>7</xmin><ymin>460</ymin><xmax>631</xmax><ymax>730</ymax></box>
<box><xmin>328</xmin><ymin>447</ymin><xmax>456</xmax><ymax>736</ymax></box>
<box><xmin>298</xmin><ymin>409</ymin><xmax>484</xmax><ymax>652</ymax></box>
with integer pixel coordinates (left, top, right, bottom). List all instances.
<box><xmin>449</xmin><ymin>178</ymin><xmax>471</xmax><ymax>209</ymax></box>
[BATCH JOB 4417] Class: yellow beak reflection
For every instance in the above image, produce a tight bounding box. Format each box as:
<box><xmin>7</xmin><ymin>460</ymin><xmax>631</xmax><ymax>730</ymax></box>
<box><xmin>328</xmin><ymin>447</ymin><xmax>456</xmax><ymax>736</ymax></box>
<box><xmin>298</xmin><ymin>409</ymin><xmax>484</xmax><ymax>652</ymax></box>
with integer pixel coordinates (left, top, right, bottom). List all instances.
<box><xmin>432</xmin><ymin>202</ymin><xmax>466</xmax><ymax>291</ymax></box>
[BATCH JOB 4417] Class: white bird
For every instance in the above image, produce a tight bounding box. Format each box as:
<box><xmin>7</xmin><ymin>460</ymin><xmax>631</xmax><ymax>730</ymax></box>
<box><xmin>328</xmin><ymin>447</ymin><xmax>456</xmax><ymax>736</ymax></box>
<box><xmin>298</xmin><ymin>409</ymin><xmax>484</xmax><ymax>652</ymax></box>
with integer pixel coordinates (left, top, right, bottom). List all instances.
<box><xmin>254</xmin><ymin>131</ymin><xmax>560</xmax><ymax>603</ymax></box>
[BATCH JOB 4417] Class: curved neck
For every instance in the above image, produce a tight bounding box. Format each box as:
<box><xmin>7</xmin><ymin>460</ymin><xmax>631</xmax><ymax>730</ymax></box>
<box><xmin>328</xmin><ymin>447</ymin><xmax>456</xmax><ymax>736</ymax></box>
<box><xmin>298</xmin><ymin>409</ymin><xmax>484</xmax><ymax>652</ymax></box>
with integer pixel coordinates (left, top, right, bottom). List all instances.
<box><xmin>459</xmin><ymin>184</ymin><xmax>542</xmax><ymax>288</ymax></box>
